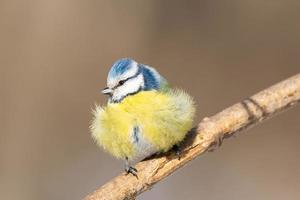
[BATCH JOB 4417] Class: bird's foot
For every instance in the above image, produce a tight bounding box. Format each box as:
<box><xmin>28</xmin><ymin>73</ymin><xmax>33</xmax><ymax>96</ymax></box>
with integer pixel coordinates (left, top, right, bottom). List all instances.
<box><xmin>124</xmin><ymin>157</ymin><xmax>138</xmax><ymax>178</ymax></box>
<box><xmin>125</xmin><ymin>166</ymin><xmax>138</xmax><ymax>177</ymax></box>
<box><xmin>172</xmin><ymin>144</ymin><xmax>182</xmax><ymax>160</ymax></box>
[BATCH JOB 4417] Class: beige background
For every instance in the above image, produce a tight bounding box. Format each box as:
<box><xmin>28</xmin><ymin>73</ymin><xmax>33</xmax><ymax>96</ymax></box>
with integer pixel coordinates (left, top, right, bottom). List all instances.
<box><xmin>1</xmin><ymin>1</ymin><xmax>300</xmax><ymax>200</ymax></box>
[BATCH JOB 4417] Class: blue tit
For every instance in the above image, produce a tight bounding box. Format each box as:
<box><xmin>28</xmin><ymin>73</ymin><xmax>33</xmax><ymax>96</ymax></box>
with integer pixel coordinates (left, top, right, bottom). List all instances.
<box><xmin>90</xmin><ymin>58</ymin><xmax>195</xmax><ymax>176</ymax></box>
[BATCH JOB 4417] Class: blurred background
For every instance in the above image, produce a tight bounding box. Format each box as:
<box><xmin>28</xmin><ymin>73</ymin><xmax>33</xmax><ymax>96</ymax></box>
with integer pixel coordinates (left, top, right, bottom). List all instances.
<box><xmin>1</xmin><ymin>1</ymin><xmax>299</xmax><ymax>199</ymax></box>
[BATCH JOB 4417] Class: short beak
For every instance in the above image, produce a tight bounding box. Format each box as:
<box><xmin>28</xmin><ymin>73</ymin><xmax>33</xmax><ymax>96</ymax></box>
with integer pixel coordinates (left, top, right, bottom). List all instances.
<box><xmin>101</xmin><ymin>87</ymin><xmax>113</xmax><ymax>95</ymax></box>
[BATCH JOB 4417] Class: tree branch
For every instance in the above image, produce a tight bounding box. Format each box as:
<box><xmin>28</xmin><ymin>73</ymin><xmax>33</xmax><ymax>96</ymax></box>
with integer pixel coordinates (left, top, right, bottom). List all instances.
<box><xmin>84</xmin><ymin>74</ymin><xmax>300</xmax><ymax>200</ymax></box>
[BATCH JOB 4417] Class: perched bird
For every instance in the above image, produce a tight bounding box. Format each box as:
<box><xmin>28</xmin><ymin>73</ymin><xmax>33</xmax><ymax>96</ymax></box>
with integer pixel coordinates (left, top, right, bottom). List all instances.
<box><xmin>90</xmin><ymin>58</ymin><xmax>195</xmax><ymax>176</ymax></box>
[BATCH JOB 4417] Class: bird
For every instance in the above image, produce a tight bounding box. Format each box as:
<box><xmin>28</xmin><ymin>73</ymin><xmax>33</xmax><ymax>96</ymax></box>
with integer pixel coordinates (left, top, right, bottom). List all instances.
<box><xmin>90</xmin><ymin>58</ymin><xmax>196</xmax><ymax>176</ymax></box>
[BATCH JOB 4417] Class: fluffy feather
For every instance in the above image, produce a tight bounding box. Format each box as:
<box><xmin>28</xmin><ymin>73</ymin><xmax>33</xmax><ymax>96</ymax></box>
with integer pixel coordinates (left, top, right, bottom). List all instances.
<box><xmin>91</xmin><ymin>89</ymin><xmax>195</xmax><ymax>161</ymax></box>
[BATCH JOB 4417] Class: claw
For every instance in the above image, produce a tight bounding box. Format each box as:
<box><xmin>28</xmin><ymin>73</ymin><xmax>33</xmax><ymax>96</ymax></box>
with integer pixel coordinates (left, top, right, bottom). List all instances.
<box><xmin>172</xmin><ymin>144</ymin><xmax>181</xmax><ymax>160</ymax></box>
<box><xmin>126</xmin><ymin>166</ymin><xmax>138</xmax><ymax>177</ymax></box>
<box><xmin>124</xmin><ymin>157</ymin><xmax>138</xmax><ymax>178</ymax></box>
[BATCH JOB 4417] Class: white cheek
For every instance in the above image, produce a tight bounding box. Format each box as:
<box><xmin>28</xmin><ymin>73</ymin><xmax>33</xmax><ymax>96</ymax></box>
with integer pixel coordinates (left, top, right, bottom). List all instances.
<box><xmin>112</xmin><ymin>74</ymin><xmax>144</xmax><ymax>102</ymax></box>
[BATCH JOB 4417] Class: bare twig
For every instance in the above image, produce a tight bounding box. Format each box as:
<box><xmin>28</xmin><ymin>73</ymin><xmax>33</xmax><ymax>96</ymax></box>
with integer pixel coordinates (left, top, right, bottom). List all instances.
<box><xmin>84</xmin><ymin>74</ymin><xmax>300</xmax><ymax>200</ymax></box>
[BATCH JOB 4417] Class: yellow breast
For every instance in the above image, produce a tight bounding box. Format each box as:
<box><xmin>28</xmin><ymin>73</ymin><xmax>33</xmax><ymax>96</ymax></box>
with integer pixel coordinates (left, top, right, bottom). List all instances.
<box><xmin>91</xmin><ymin>90</ymin><xmax>195</xmax><ymax>160</ymax></box>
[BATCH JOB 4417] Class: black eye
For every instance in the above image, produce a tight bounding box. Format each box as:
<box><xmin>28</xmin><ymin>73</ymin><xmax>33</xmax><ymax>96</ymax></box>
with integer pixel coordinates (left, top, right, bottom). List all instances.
<box><xmin>119</xmin><ymin>80</ymin><xmax>125</xmax><ymax>86</ymax></box>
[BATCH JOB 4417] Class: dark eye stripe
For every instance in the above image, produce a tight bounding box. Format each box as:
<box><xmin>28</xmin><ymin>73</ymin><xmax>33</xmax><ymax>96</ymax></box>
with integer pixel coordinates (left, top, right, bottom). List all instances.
<box><xmin>114</xmin><ymin>67</ymin><xmax>142</xmax><ymax>89</ymax></box>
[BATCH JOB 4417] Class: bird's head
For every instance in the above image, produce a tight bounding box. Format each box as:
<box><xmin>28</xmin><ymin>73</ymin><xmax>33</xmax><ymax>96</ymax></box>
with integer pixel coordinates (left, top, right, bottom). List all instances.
<box><xmin>102</xmin><ymin>58</ymin><xmax>166</xmax><ymax>103</ymax></box>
